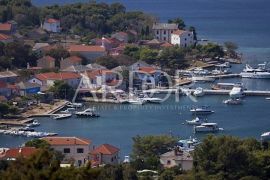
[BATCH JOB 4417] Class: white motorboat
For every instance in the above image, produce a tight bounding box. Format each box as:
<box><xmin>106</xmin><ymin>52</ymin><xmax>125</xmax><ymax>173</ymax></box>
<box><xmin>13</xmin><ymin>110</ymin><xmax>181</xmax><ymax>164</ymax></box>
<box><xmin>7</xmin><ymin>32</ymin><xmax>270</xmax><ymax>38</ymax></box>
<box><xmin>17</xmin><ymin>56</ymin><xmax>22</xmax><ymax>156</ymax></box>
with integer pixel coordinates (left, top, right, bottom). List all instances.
<box><xmin>138</xmin><ymin>94</ymin><xmax>162</xmax><ymax>103</ymax></box>
<box><xmin>261</xmin><ymin>131</ymin><xmax>270</xmax><ymax>141</ymax></box>
<box><xmin>229</xmin><ymin>85</ymin><xmax>245</xmax><ymax>98</ymax></box>
<box><xmin>52</xmin><ymin>113</ymin><xmax>72</xmax><ymax>120</ymax></box>
<box><xmin>193</xmin><ymin>87</ymin><xmax>205</xmax><ymax>97</ymax></box>
<box><xmin>75</xmin><ymin>108</ymin><xmax>100</xmax><ymax>117</ymax></box>
<box><xmin>26</xmin><ymin>120</ymin><xmax>40</xmax><ymax>127</ymax></box>
<box><xmin>190</xmin><ymin>107</ymin><xmax>214</xmax><ymax>115</ymax></box>
<box><xmin>191</xmin><ymin>76</ymin><xmax>215</xmax><ymax>82</ymax></box>
<box><xmin>194</xmin><ymin>123</ymin><xmax>223</xmax><ymax>133</ymax></box>
<box><xmin>66</xmin><ymin>102</ymin><xmax>83</xmax><ymax>108</ymax></box>
<box><xmin>240</xmin><ymin>63</ymin><xmax>270</xmax><ymax>79</ymax></box>
<box><xmin>186</xmin><ymin>117</ymin><xmax>206</xmax><ymax>125</ymax></box>
<box><xmin>192</xmin><ymin>68</ymin><xmax>210</xmax><ymax>75</ymax></box>
<box><xmin>128</xmin><ymin>99</ymin><xmax>146</xmax><ymax>105</ymax></box>
<box><xmin>216</xmin><ymin>62</ymin><xmax>231</xmax><ymax>68</ymax></box>
<box><xmin>266</xmin><ymin>97</ymin><xmax>270</xmax><ymax>100</ymax></box>
<box><xmin>223</xmin><ymin>98</ymin><xmax>243</xmax><ymax>105</ymax></box>
<box><xmin>60</xmin><ymin>109</ymin><xmax>70</xmax><ymax>113</ymax></box>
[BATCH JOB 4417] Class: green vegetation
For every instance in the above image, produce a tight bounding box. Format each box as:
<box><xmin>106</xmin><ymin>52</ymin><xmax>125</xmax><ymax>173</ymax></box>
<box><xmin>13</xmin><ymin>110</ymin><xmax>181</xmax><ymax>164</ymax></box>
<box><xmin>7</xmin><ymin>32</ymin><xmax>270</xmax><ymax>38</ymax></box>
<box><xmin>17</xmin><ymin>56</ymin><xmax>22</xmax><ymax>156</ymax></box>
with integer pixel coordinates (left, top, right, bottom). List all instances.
<box><xmin>45</xmin><ymin>46</ymin><xmax>70</xmax><ymax>68</ymax></box>
<box><xmin>49</xmin><ymin>80</ymin><xmax>74</xmax><ymax>100</ymax></box>
<box><xmin>168</xmin><ymin>17</ymin><xmax>185</xmax><ymax>30</ymax></box>
<box><xmin>224</xmin><ymin>41</ymin><xmax>238</xmax><ymax>58</ymax></box>
<box><xmin>0</xmin><ymin>102</ymin><xmax>19</xmax><ymax>117</ymax></box>
<box><xmin>95</xmin><ymin>54</ymin><xmax>136</xmax><ymax>69</ymax></box>
<box><xmin>25</xmin><ymin>139</ymin><xmax>51</xmax><ymax>149</ymax></box>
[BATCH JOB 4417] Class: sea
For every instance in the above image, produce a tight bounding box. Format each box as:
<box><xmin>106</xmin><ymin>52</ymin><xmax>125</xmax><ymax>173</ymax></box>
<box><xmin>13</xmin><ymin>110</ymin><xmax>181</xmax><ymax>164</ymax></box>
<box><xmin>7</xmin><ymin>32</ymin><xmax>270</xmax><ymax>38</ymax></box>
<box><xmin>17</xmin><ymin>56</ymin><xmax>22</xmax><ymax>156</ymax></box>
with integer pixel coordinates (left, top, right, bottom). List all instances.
<box><xmin>1</xmin><ymin>0</ymin><xmax>270</xmax><ymax>156</ymax></box>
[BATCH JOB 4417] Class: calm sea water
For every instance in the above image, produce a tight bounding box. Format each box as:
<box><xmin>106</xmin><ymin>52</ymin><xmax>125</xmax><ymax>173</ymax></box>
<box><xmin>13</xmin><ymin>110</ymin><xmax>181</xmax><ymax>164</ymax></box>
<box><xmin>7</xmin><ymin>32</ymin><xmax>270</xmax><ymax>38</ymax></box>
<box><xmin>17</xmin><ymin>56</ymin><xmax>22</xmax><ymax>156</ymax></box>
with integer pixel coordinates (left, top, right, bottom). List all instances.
<box><xmin>1</xmin><ymin>0</ymin><xmax>270</xmax><ymax>156</ymax></box>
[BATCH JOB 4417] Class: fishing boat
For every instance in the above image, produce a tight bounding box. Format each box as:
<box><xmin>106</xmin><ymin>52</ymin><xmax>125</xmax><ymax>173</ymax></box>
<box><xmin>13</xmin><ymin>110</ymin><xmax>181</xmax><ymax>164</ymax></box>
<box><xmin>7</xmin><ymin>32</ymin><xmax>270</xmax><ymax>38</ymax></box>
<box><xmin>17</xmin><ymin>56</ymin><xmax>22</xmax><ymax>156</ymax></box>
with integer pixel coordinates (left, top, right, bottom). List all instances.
<box><xmin>223</xmin><ymin>98</ymin><xmax>243</xmax><ymax>105</ymax></box>
<box><xmin>186</xmin><ymin>117</ymin><xmax>206</xmax><ymax>125</ymax></box>
<box><xmin>52</xmin><ymin>114</ymin><xmax>72</xmax><ymax>120</ymax></box>
<box><xmin>193</xmin><ymin>87</ymin><xmax>205</xmax><ymax>97</ymax></box>
<box><xmin>194</xmin><ymin>123</ymin><xmax>223</xmax><ymax>133</ymax></box>
<box><xmin>190</xmin><ymin>107</ymin><xmax>214</xmax><ymax>115</ymax></box>
<box><xmin>75</xmin><ymin>108</ymin><xmax>100</xmax><ymax>117</ymax></box>
<box><xmin>261</xmin><ymin>131</ymin><xmax>270</xmax><ymax>141</ymax></box>
<box><xmin>240</xmin><ymin>63</ymin><xmax>270</xmax><ymax>79</ymax></box>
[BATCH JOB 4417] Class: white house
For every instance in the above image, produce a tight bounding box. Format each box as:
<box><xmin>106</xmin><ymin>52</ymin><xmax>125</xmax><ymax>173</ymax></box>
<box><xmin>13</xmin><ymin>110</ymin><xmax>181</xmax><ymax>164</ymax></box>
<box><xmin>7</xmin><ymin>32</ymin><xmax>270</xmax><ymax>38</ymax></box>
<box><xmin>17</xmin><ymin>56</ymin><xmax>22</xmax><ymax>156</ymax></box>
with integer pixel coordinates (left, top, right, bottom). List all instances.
<box><xmin>160</xmin><ymin>148</ymin><xmax>193</xmax><ymax>171</ymax></box>
<box><xmin>42</xmin><ymin>18</ymin><xmax>61</xmax><ymax>33</ymax></box>
<box><xmin>90</xmin><ymin>144</ymin><xmax>120</xmax><ymax>167</ymax></box>
<box><xmin>42</xmin><ymin>136</ymin><xmax>93</xmax><ymax>167</ymax></box>
<box><xmin>152</xmin><ymin>23</ymin><xmax>178</xmax><ymax>43</ymax></box>
<box><xmin>29</xmin><ymin>72</ymin><xmax>81</xmax><ymax>89</ymax></box>
<box><xmin>171</xmin><ymin>30</ymin><xmax>195</xmax><ymax>47</ymax></box>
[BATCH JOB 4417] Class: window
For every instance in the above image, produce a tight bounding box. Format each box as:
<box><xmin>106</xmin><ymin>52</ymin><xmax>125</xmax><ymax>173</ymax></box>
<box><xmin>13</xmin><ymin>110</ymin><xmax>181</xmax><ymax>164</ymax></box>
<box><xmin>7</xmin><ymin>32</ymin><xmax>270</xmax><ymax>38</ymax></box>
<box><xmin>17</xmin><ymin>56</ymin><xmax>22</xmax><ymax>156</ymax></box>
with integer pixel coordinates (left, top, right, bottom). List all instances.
<box><xmin>111</xmin><ymin>157</ymin><xmax>114</xmax><ymax>162</ymax></box>
<box><xmin>164</xmin><ymin>37</ymin><xmax>166</xmax><ymax>41</ymax></box>
<box><xmin>63</xmin><ymin>148</ymin><xmax>70</xmax><ymax>153</ymax></box>
<box><xmin>171</xmin><ymin>30</ymin><xmax>173</xmax><ymax>33</ymax></box>
<box><xmin>77</xmin><ymin>148</ymin><xmax>84</xmax><ymax>153</ymax></box>
<box><xmin>156</xmin><ymin>30</ymin><xmax>159</xmax><ymax>34</ymax></box>
<box><xmin>163</xmin><ymin>31</ymin><xmax>166</xmax><ymax>35</ymax></box>
<box><xmin>167</xmin><ymin>160</ymin><xmax>171</xmax><ymax>165</ymax></box>
<box><xmin>185</xmin><ymin>38</ymin><xmax>187</xmax><ymax>41</ymax></box>
<box><xmin>188</xmin><ymin>34</ymin><xmax>190</xmax><ymax>36</ymax></box>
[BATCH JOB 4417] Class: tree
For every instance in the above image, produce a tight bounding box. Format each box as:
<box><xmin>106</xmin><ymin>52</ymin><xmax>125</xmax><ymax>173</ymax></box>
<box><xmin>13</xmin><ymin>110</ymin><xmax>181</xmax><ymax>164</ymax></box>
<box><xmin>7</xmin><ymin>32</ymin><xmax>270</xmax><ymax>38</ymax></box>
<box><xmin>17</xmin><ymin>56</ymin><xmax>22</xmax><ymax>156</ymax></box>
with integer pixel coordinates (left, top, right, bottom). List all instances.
<box><xmin>199</xmin><ymin>43</ymin><xmax>224</xmax><ymax>58</ymax></box>
<box><xmin>95</xmin><ymin>56</ymin><xmax>119</xmax><ymax>69</ymax></box>
<box><xmin>0</xmin><ymin>103</ymin><xmax>9</xmax><ymax>117</ymax></box>
<box><xmin>49</xmin><ymin>80</ymin><xmax>75</xmax><ymax>100</ymax></box>
<box><xmin>25</xmin><ymin>139</ymin><xmax>50</xmax><ymax>149</ymax></box>
<box><xmin>139</xmin><ymin>47</ymin><xmax>158</xmax><ymax>64</ymax></box>
<box><xmin>224</xmin><ymin>41</ymin><xmax>238</xmax><ymax>58</ymax></box>
<box><xmin>168</xmin><ymin>18</ymin><xmax>185</xmax><ymax>29</ymax></box>
<box><xmin>46</xmin><ymin>47</ymin><xmax>70</xmax><ymax>68</ymax></box>
<box><xmin>189</xmin><ymin>26</ymin><xmax>197</xmax><ymax>41</ymax></box>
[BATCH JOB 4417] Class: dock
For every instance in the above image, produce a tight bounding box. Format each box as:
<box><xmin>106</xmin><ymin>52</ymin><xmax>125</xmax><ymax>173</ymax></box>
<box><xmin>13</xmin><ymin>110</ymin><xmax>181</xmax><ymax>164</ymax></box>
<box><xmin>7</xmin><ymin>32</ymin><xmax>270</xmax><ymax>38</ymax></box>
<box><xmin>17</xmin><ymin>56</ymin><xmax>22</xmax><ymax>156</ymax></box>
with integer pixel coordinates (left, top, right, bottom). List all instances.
<box><xmin>189</xmin><ymin>89</ymin><xmax>270</xmax><ymax>96</ymax></box>
<box><xmin>0</xmin><ymin>118</ymin><xmax>34</xmax><ymax>126</ymax></box>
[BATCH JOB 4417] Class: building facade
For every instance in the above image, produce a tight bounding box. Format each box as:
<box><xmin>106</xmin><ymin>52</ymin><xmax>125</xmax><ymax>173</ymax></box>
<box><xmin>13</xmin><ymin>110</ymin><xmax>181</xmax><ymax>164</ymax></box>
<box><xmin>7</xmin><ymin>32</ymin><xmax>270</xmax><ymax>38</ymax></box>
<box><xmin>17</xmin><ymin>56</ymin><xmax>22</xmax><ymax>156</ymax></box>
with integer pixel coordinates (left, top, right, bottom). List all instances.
<box><xmin>42</xmin><ymin>18</ymin><xmax>61</xmax><ymax>33</ymax></box>
<box><xmin>152</xmin><ymin>23</ymin><xmax>178</xmax><ymax>43</ymax></box>
<box><xmin>171</xmin><ymin>30</ymin><xmax>195</xmax><ymax>47</ymax></box>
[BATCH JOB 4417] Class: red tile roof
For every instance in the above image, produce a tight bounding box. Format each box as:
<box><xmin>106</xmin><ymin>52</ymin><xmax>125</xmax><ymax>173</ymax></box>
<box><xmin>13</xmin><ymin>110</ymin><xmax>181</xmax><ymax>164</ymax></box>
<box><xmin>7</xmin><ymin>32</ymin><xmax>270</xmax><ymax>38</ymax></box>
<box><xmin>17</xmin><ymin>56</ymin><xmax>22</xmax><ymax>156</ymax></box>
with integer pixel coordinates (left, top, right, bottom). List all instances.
<box><xmin>46</xmin><ymin>18</ymin><xmax>60</xmax><ymax>23</ymax></box>
<box><xmin>87</xmin><ymin>69</ymin><xmax>115</xmax><ymax>79</ymax></box>
<box><xmin>0</xmin><ymin>147</ymin><xmax>37</xmax><ymax>159</ymax></box>
<box><xmin>138</xmin><ymin>67</ymin><xmax>157</xmax><ymax>74</ymax></box>
<box><xmin>69</xmin><ymin>45</ymin><xmax>105</xmax><ymax>52</ymax></box>
<box><xmin>91</xmin><ymin>144</ymin><xmax>119</xmax><ymax>155</ymax></box>
<box><xmin>65</xmin><ymin>56</ymin><xmax>82</xmax><ymax>63</ymax></box>
<box><xmin>172</xmin><ymin>30</ymin><xmax>186</xmax><ymax>35</ymax></box>
<box><xmin>161</xmin><ymin>42</ymin><xmax>173</xmax><ymax>47</ymax></box>
<box><xmin>0</xmin><ymin>33</ymin><xmax>11</xmax><ymax>41</ymax></box>
<box><xmin>35</xmin><ymin>72</ymin><xmax>81</xmax><ymax>81</ymax></box>
<box><xmin>39</xmin><ymin>56</ymin><xmax>55</xmax><ymax>62</ymax></box>
<box><xmin>42</xmin><ymin>137</ymin><xmax>91</xmax><ymax>146</ymax></box>
<box><xmin>0</xmin><ymin>23</ymin><xmax>12</xmax><ymax>31</ymax></box>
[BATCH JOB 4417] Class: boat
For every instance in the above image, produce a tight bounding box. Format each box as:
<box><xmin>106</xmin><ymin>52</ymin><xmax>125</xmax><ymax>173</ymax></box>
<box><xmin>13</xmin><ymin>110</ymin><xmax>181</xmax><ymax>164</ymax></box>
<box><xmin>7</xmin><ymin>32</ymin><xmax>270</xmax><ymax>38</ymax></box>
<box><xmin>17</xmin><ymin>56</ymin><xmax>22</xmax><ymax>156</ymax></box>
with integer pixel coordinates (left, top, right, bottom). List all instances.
<box><xmin>216</xmin><ymin>62</ymin><xmax>231</xmax><ymax>68</ymax></box>
<box><xmin>190</xmin><ymin>107</ymin><xmax>214</xmax><ymax>115</ymax></box>
<box><xmin>192</xmin><ymin>68</ymin><xmax>210</xmax><ymax>75</ymax></box>
<box><xmin>26</xmin><ymin>120</ymin><xmax>40</xmax><ymax>127</ymax></box>
<box><xmin>52</xmin><ymin>114</ymin><xmax>72</xmax><ymax>120</ymax></box>
<box><xmin>261</xmin><ymin>131</ymin><xmax>270</xmax><ymax>141</ymax></box>
<box><xmin>66</xmin><ymin>102</ymin><xmax>83</xmax><ymax>108</ymax></box>
<box><xmin>186</xmin><ymin>117</ymin><xmax>206</xmax><ymax>125</ymax></box>
<box><xmin>128</xmin><ymin>99</ymin><xmax>146</xmax><ymax>105</ymax></box>
<box><xmin>266</xmin><ymin>97</ymin><xmax>270</xmax><ymax>100</ymax></box>
<box><xmin>240</xmin><ymin>63</ymin><xmax>270</xmax><ymax>79</ymax></box>
<box><xmin>60</xmin><ymin>109</ymin><xmax>70</xmax><ymax>113</ymax></box>
<box><xmin>211</xmin><ymin>83</ymin><xmax>243</xmax><ymax>90</ymax></box>
<box><xmin>223</xmin><ymin>98</ymin><xmax>243</xmax><ymax>105</ymax></box>
<box><xmin>75</xmin><ymin>108</ymin><xmax>100</xmax><ymax>117</ymax></box>
<box><xmin>229</xmin><ymin>84</ymin><xmax>245</xmax><ymax>98</ymax></box>
<box><xmin>191</xmin><ymin>76</ymin><xmax>215</xmax><ymax>82</ymax></box>
<box><xmin>138</xmin><ymin>94</ymin><xmax>162</xmax><ymax>103</ymax></box>
<box><xmin>194</xmin><ymin>123</ymin><xmax>223</xmax><ymax>133</ymax></box>
<box><xmin>193</xmin><ymin>87</ymin><xmax>205</xmax><ymax>97</ymax></box>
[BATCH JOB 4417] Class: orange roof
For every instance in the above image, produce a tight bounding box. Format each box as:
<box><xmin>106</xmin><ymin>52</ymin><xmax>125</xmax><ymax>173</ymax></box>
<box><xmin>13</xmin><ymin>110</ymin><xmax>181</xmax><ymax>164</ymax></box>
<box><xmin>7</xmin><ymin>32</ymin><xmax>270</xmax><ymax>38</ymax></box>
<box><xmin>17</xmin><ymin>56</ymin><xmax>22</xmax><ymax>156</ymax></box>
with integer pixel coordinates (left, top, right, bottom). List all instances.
<box><xmin>0</xmin><ymin>147</ymin><xmax>37</xmax><ymax>159</ymax></box>
<box><xmin>161</xmin><ymin>42</ymin><xmax>173</xmax><ymax>47</ymax></box>
<box><xmin>172</xmin><ymin>30</ymin><xmax>186</xmax><ymax>35</ymax></box>
<box><xmin>69</xmin><ymin>45</ymin><xmax>105</xmax><ymax>52</ymax></box>
<box><xmin>65</xmin><ymin>56</ymin><xmax>82</xmax><ymax>63</ymax></box>
<box><xmin>39</xmin><ymin>56</ymin><xmax>55</xmax><ymax>62</ymax></box>
<box><xmin>91</xmin><ymin>144</ymin><xmax>119</xmax><ymax>155</ymax></box>
<box><xmin>35</xmin><ymin>72</ymin><xmax>81</xmax><ymax>81</ymax></box>
<box><xmin>87</xmin><ymin>69</ymin><xmax>115</xmax><ymax>79</ymax></box>
<box><xmin>46</xmin><ymin>18</ymin><xmax>60</xmax><ymax>23</ymax></box>
<box><xmin>42</xmin><ymin>137</ymin><xmax>91</xmax><ymax>146</ymax></box>
<box><xmin>0</xmin><ymin>23</ymin><xmax>12</xmax><ymax>31</ymax></box>
<box><xmin>138</xmin><ymin>67</ymin><xmax>157</xmax><ymax>74</ymax></box>
<box><xmin>0</xmin><ymin>33</ymin><xmax>11</xmax><ymax>40</ymax></box>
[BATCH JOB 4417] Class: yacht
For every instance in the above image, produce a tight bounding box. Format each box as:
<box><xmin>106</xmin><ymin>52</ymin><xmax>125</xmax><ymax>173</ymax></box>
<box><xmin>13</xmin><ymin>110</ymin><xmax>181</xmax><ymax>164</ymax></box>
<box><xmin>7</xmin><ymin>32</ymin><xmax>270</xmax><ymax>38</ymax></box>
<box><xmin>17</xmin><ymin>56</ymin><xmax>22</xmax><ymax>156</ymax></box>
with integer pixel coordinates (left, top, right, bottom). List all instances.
<box><xmin>186</xmin><ymin>117</ymin><xmax>206</xmax><ymax>125</ymax></box>
<box><xmin>190</xmin><ymin>107</ymin><xmax>214</xmax><ymax>115</ymax></box>
<box><xmin>52</xmin><ymin>114</ymin><xmax>72</xmax><ymax>120</ymax></box>
<box><xmin>66</xmin><ymin>102</ymin><xmax>83</xmax><ymax>108</ymax></box>
<box><xmin>26</xmin><ymin>120</ymin><xmax>40</xmax><ymax>127</ymax></box>
<box><xmin>193</xmin><ymin>87</ymin><xmax>205</xmax><ymax>97</ymax></box>
<box><xmin>229</xmin><ymin>85</ymin><xmax>245</xmax><ymax>98</ymax></box>
<box><xmin>261</xmin><ymin>131</ymin><xmax>270</xmax><ymax>142</ymax></box>
<box><xmin>240</xmin><ymin>63</ymin><xmax>270</xmax><ymax>79</ymax></box>
<box><xmin>194</xmin><ymin>123</ymin><xmax>223</xmax><ymax>133</ymax></box>
<box><xmin>223</xmin><ymin>98</ymin><xmax>243</xmax><ymax>105</ymax></box>
<box><xmin>75</xmin><ymin>108</ymin><xmax>100</xmax><ymax>117</ymax></box>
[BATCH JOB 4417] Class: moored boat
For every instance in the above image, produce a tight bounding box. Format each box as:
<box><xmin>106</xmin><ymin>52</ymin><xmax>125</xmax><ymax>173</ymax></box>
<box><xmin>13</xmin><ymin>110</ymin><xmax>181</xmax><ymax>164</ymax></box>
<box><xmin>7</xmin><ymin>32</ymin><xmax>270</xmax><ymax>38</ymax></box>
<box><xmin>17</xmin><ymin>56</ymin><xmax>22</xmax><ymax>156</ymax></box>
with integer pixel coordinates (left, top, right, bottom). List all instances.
<box><xmin>75</xmin><ymin>108</ymin><xmax>100</xmax><ymax>117</ymax></box>
<box><xmin>194</xmin><ymin>123</ymin><xmax>223</xmax><ymax>133</ymax></box>
<box><xmin>240</xmin><ymin>63</ymin><xmax>270</xmax><ymax>79</ymax></box>
<box><xmin>186</xmin><ymin>117</ymin><xmax>206</xmax><ymax>125</ymax></box>
<box><xmin>229</xmin><ymin>84</ymin><xmax>245</xmax><ymax>98</ymax></box>
<box><xmin>26</xmin><ymin>120</ymin><xmax>40</xmax><ymax>127</ymax></box>
<box><xmin>52</xmin><ymin>113</ymin><xmax>72</xmax><ymax>120</ymax></box>
<box><xmin>190</xmin><ymin>107</ymin><xmax>214</xmax><ymax>115</ymax></box>
<box><xmin>193</xmin><ymin>87</ymin><xmax>205</xmax><ymax>97</ymax></box>
<box><xmin>261</xmin><ymin>131</ymin><xmax>270</xmax><ymax>141</ymax></box>
<box><xmin>223</xmin><ymin>98</ymin><xmax>243</xmax><ymax>105</ymax></box>
<box><xmin>66</xmin><ymin>102</ymin><xmax>83</xmax><ymax>108</ymax></box>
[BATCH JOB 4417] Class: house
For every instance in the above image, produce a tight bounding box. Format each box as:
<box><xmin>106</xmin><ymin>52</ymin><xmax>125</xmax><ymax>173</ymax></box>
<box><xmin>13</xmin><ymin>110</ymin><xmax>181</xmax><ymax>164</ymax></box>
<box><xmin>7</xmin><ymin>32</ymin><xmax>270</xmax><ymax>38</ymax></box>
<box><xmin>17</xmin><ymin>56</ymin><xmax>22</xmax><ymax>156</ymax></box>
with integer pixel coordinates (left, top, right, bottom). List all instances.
<box><xmin>160</xmin><ymin>148</ymin><xmax>193</xmax><ymax>171</ymax></box>
<box><xmin>60</xmin><ymin>56</ymin><xmax>82</xmax><ymax>70</ymax></box>
<box><xmin>32</xmin><ymin>43</ymin><xmax>50</xmax><ymax>57</ymax></box>
<box><xmin>127</xmin><ymin>30</ymin><xmax>138</xmax><ymax>42</ymax></box>
<box><xmin>0</xmin><ymin>70</ymin><xmax>18</xmax><ymax>83</ymax></box>
<box><xmin>37</xmin><ymin>56</ymin><xmax>55</xmax><ymax>69</ymax></box>
<box><xmin>161</xmin><ymin>42</ymin><xmax>173</xmax><ymax>48</ymax></box>
<box><xmin>61</xmin><ymin>65</ymin><xmax>91</xmax><ymax>73</ymax></box>
<box><xmin>171</xmin><ymin>30</ymin><xmax>195</xmax><ymax>47</ymax></box>
<box><xmin>0</xmin><ymin>147</ymin><xmax>38</xmax><ymax>160</ymax></box>
<box><xmin>111</xmin><ymin>32</ymin><xmax>129</xmax><ymax>43</ymax></box>
<box><xmin>29</xmin><ymin>72</ymin><xmax>81</xmax><ymax>89</ymax></box>
<box><xmin>145</xmin><ymin>39</ymin><xmax>162</xmax><ymax>48</ymax></box>
<box><xmin>92</xmin><ymin>37</ymin><xmax>122</xmax><ymax>51</ymax></box>
<box><xmin>69</xmin><ymin>45</ymin><xmax>106</xmax><ymax>63</ymax></box>
<box><xmin>152</xmin><ymin>23</ymin><xmax>178</xmax><ymax>43</ymax></box>
<box><xmin>0</xmin><ymin>23</ymin><xmax>15</xmax><ymax>35</ymax></box>
<box><xmin>90</xmin><ymin>144</ymin><xmax>120</xmax><ymax>167</ymax></box>
<box><xmin>0</xmin><ymin>81</ymin><xmax>17</xmax><ymax>98</ymax></box>
<box><xmin>0</xmin><ymin>33</ymin><xmax>13</xmax><ymax>43</ymax></box>
<box><xmin>42</xmin><ymin>136</ymin><xmax>93</xmax><ymax>167</ymax></box>
<box><xmin>42</xmin><ymin>18</ymin><xmax>61</xmax><ymax>33</ymax></box>
<box><xmin>17</xmin><ymin>82</ymin><xmax>41</xmax><ymax>96</ymax></box>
